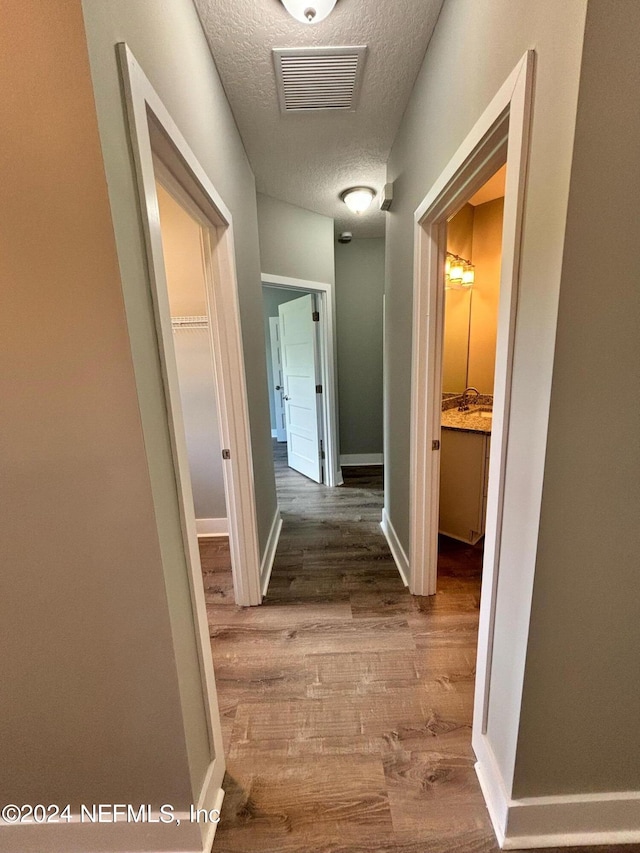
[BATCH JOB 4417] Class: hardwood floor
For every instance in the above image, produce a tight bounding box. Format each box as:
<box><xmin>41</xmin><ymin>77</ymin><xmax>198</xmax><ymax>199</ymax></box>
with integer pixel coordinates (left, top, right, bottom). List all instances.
<box><xmin>199</xmin><ymin>443</ymin><xmax>632</xmax><ymax>853</ymax></box>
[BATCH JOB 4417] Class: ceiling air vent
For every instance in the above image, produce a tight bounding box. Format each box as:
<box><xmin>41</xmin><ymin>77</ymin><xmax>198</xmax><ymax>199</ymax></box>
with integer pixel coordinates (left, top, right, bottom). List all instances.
<box><xmin>273</xmin><ymin>46</ymin><xmax>367</xmax><ymax>113</ymax></box>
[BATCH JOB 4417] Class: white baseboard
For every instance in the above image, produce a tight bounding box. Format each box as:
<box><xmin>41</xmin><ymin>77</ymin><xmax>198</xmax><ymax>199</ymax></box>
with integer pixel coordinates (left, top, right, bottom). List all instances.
<box><xmin>474</xmin><ymin>733</ymin><xmax>640</xmax><ymax>848</ymax></box>
<box><xmin>380</xmin><ymin>508</ymin><xmax>409</xmax><ymax>586</ymax></box>
<box><xmin>260</xmin><ymin>506</ymin><xmax>282</xmax><ymax>597</ymax></box>
<box><xmin>200</xmin><ymin>784</ymin><xmax>225</xmax><ymax>853</ymax></box>
<box><xmin>473</xmin><ymin>732</ymin><xmax>510</xmax><ymax>847</ymax></box>
<box><xmin>196</xmin><ymin>517</ymin><xmax>228</xmax><ymax>538</ymax></box>
<box><xmin>340</xmin><ymin>453</ymin><xmax>384</xmax><ymax>466</ymax></box>
<box><xmin>271</xmin><ymin>429</ymin><xmax>278</xmax><ymax>438</ymax></box>
<box><xmin>0</xmin><ymin>813</ymin><xmax>203</xmax><ymax>851</ymax></box>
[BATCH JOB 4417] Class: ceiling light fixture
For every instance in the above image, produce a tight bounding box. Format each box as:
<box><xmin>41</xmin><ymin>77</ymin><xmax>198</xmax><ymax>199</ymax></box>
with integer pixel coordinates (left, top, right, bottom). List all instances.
<box><xmin>341</xmin><ymin>187</ymin><xmax>376</xmax><ymax>215</ymax></box>
<box><xmin>281</xmin><ymin>0</ymin><xmax>337</xmax><ymax>24</ymax></box>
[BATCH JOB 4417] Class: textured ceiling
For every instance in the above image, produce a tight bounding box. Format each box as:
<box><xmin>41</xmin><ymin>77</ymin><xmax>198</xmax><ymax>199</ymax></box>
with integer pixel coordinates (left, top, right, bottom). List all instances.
<box><xmin>194</xmin><ymin>0</ymin><xmax>444</xmax><ymax>237</ymax></box>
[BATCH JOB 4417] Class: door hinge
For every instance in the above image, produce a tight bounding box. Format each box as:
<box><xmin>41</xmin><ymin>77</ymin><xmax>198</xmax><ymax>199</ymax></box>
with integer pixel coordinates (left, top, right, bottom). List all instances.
<box><xmin>316</xmin><ymin>384</ymin><xmax>322</xmax><ymax>394</ymax></box>
<box><xmin>312</xmin><ymin>311</ymin><xmax>320</xmax><ymax>322</ymax></box>
<box><xmin>432</xmin><ymin>440</ymin><xmax>440</xmax><ymax>451</ymax></box>
<box><xmin>320</xmin><ymin>439</ymin><xmax>325</xmax><ymax>460</ymax></box>
<box><xmin>222</xmin><ymin>448</ymin><xmax>231</xmax><ymax>460</ymax></box>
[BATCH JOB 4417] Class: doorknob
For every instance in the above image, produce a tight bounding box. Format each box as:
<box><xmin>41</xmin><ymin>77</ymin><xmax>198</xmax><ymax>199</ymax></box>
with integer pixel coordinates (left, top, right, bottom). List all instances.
<box><xmin>284</xmin><ymin>395</ymin><xmax>290</xmax><ymax>401</ymax></box>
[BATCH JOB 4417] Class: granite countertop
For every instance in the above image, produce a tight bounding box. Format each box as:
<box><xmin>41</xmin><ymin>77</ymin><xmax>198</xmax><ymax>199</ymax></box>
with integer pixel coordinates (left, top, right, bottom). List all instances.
<box><xmin>441</xmin><ymin>404</ymin><xmax>492</xmax><ymax>435</ymax></box>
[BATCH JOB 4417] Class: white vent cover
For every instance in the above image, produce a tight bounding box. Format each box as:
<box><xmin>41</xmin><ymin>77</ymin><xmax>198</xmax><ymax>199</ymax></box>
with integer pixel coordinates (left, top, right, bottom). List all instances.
<box><xmin>273</xmin><ymin>46</ymin><xmax>367</xmax><ymax>113</ymax></box>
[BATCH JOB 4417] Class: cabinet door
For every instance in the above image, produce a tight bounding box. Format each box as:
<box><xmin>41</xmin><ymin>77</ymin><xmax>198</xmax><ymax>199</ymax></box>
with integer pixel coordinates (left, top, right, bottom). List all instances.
<box><xmin>439</xmin><ymin>429</ymin><xmax>486</xmax><ymax>544</ymax></box>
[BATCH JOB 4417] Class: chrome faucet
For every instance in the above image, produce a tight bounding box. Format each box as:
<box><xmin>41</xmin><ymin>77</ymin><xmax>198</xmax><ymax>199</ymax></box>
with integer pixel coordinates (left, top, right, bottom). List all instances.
<box><xmin>458</xmin><ymin>387</ymin><xmax>480</xmax><ymax>411</ymax></box>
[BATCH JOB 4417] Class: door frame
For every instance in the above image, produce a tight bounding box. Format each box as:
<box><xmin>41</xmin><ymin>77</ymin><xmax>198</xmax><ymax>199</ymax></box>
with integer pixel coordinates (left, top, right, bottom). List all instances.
<box><xmin>278</xmin><ymin>293</ymin><xmax>324</xmax><ymax>483</ymax></box>
<box><xmin>119</xmin><ymin>45</ymin><xmax>262</xmax><ymax>607</ymax></box>
<box><xmin>409</xmin><ymin>51</ymin><xmax>534</xmax><ymax>740</ymax></box>
<box><xmin>268</xmin><ymin>316</ymin><xmax>287</xmax><ymax>441</ymax></box>
<box><xmin>118</xmin><ymin>41</ymin><xmax>263</xmax><ymax>842</ymax></box>
<box><xmin>262</xmin><ymin>274</ymin><xmax>342</xmax><ymax>487</ymax></box>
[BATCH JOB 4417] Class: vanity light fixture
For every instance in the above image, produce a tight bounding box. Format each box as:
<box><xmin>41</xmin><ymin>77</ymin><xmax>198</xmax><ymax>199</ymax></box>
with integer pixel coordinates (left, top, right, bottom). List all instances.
<box><xmin>341</xmin><ymin>186</ymin><xmax>376</xmax><ymax>214</ymax></box>
<box><xmin>445</xmin><ymin>252</ymin><xmax>475</xmax><ymax>290</ymax></box>
<box><xmin>281</xmin><ymin>0</ymin><xmax>337</xmax><ymax>24</ymax></box>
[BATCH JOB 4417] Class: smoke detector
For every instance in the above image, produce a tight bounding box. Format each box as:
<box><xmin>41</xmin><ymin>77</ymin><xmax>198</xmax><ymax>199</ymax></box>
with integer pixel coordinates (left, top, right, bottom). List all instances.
<box><xmin>380</xmin><ymin>182</ymin><xmax>394</xmax><ymax>211</ymax></box>
<box><xmin>338</xmin><ymin>232</ymin><xmax>352</xmax><ymax>244</ymax></box>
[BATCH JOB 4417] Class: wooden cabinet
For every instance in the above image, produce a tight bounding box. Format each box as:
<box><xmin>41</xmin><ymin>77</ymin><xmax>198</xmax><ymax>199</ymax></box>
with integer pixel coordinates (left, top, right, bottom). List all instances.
<box><xmin>439</xmin><ymin>428</ymin><xmax>491</xmax><ymax>544</ymax></box>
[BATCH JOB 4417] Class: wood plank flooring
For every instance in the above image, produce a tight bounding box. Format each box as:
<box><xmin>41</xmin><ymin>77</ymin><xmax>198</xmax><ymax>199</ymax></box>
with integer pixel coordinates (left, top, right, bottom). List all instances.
<box><xmin>199</xmin><ymin>443</ymin><xmax>633</xmax><ymax>853</ymax></box>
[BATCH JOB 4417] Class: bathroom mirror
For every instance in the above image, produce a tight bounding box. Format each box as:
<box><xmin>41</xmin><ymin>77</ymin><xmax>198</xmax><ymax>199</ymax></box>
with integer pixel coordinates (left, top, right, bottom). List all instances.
<box><xmin>443</xmin><ymin>204</ymin><xmax>474</xmax><ymax>394</ymax></box>
<box><xmin>442</xmin><ymin>286</ymin><xmax>472</xmax><ymax>393</ymax></box>
<box><xmin>443</xmin><ymin>186</ymin><xmax>506</xmax><ymax>397</ymax></box>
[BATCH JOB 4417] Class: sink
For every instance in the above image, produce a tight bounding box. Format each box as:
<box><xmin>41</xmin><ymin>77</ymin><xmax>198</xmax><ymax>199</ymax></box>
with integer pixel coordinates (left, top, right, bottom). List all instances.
<box><xmin>461</xmin><ymin>406</ymin><xmax>492</xmax><ymax>418</ymax></box>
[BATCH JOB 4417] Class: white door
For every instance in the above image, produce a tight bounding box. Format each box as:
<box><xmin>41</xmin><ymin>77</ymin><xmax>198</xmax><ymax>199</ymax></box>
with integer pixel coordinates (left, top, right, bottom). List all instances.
<box><xmin>279</xmin><ymin>294</ymin><xmax>323</xmax><ymax>482</ymax></box>
<box><xmin>269</xmin><ymin>317</ymin><xmax>287</xmax><ymax>442</ymax></box>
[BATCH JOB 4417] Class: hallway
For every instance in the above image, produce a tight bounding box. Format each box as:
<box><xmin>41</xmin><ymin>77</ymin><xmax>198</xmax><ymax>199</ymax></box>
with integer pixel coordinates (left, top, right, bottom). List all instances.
<box><xmin>199</xmin><ymin>446</ymin><xmax>490</xmax><ymax>852</ymax></box>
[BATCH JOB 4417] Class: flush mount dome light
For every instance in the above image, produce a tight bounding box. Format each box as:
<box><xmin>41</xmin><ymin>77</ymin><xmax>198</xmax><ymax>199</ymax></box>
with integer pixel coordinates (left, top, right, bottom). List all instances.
<box><xmin>281</xmin><ymin>0</ymin><xmax>337</xmax><ymax>24</ymax></box>
<box><xmin>341</xmin><ymin>186</ymin><xmax>376</xmax><ymax>214</ymax></box>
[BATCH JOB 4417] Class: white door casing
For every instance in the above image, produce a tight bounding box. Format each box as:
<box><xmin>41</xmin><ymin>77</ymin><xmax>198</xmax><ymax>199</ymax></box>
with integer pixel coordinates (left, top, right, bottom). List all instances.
<box><xmin>261</xmin><ymin>274</ymin><xmax>342</xmax><ymax>488</ymax></box>
<box><xmin>269</xmin><ymin>317</ymin><xmax>287</xmax><ymax>442</ymax></box>
<box><xmin>117</xmin><ymin>39</ymin><xmax>267</xmax><ymax>851</ymax></box>
<box><xmin>408</xmin><ymin>51</ymin><xmax>542</xmax><ymax>849</ymax></box>
<box><xmin>279</xmin><ymin>294</ymin><xmax>323</xmax><ymax>483</ymax></box>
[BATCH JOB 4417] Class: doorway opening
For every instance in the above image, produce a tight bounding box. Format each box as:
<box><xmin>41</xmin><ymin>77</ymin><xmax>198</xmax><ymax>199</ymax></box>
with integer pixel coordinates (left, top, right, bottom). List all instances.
<box><xmin>263</xmin><ymin>284</ymin><xmax>326</xmax><ymax>484</ymax></box>
<box><xmin>156</xmin><ymin>180</ymin><xmax>229</xmax><ymax>539</ymax></box>
<box><xmin>118</xmin><ymin>45</ymin><xmax>262</xmax><ymax>610</ymax></box>
<box><xmin>118</xmin><ymin>41</ymin><xmax>268</xmax><ymax>847</ymax></box>
<box><xmin>261</xmin><ymin>274</ymin><xmax>342</xmax><ymax>489</ymax></box>
<box><xmin>438</xmin><ymin>165</ymin><xmax>506</xmax><ymax>587</ymax></box>
<box><xmin>409</xmin><ymin>52</ymin><xmax>534</xmax><ymax>831</ymax></box>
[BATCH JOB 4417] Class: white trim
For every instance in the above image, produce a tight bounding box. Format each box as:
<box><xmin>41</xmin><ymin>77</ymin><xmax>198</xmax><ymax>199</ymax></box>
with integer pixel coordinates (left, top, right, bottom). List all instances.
<box><xmin>475</xmin><ymin>740</ymin><xmax>640</xmax><ymax>849</ymax></box>
<box><xmin>0</xmin><ymin>782</ymin><xmax>225</xmax><ymax>853</ymax></box>
<box><xmin>505</xmin><ymin>794</ymin><xmax>640</xmax><ymax>850</ymax></box>
<box><xmin>409</xmin><ymin>44</ymin><xmax>535</xmax><ymax>785</ymax></box>
<box><xmin>119</xmin><ymin>45</ymin><xmax>230</xmax><ymax>828</ymax></box>
<box><xmin>474</xmin><ymin>732</ymin><xmax>510</xmax><ymax>846</ymax></box>
<box><xmin>196</xmin><ymin>517</ymin><xmax>229</xmax><ymax>538</ymax></box>
<box><xmin>262</xmin><ymin>273</ymin><xmax>343</xmax><ymax>487</ymax></box>
<box><xmin>268</xmin><ymin>317</ymin><xmax>287</xmax><ymax>443</ymax></box>
<box><xmin>409</xmin><ymin>53</ymin><xmax>533</xmax><ymax>599</ymax></box>
<box><xmin>118</xmin><ymin>42</ymin><xmax>262</xmax><ymax>613</ymax></box>
<box><xmin>0</xmin><ymin>819</ymin><xmax>204</xmax><ymax>852</ymax></box>
<box><xmin>115</xmin><ymin>44</ymin><xmax>265</xmax><ymax>844</ymax></box>
<box><xmin>198</xmin><ymin>782</ymin><xmax>225</xmax><ymax>853</ymax></box>
<box><xmin>340</xmin><ymin>453</ymin><xmax>384</xmax><ymax>466</ymax></box>
<box><xmin>262</xmin><ymin>272</ymin><xmax>329</xmax><ymax>290</ymax></box>
<box><xmin>260</xmin><ymin>507</ymin><xmax>283</xmax><ymax>597</ymax></box>
<box><xmin>380</xmin><ymin>509</ymin><xmax>409</xmax><ymax>587</ymax></box>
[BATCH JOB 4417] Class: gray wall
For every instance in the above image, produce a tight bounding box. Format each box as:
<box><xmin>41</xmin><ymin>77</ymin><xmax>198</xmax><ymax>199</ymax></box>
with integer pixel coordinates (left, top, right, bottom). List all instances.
<box><xmin>257</xmin><ymin>197</ymin><xmax>385</xmax><ymax>459</ymax></box>
<box><xmin>335</xmin><ymin>238</ymin><xmax>385</xmax><ymax>456</ymax></box>
<box><xmin>262</xmin><ymin>286</ymin><xmax>305</xmax><ymax>430</ymax></box>
<box><xmin>82</xmin><ymin>0</ymin><xmax>277</xmax><ymax>562</ymax></box>
<box><xmin>174</xmin><ymin>329</ymin><xmax>226</xmax><ymax>520</ymax></box>
<box><xmin>0</xmin><ymin>1</ymin><xmax>197</xmax><ymax>846</ymax></box>
<box><xmin>157</xmin><ymin>180</ymin><xmax>226</xmax><ymax>523</ymax></box>
<box><xmin>80</xmin><ymin>0</ymin><xmax>278</xmax><ymax>822</ymax></box>
<box><xmin>384</xmin><ymin>0</ymin><xmax>588</xmax><ymax>794</ymax></box>
<box><xmin>513</xmin><ymin>0</ymin><xmax>640</xmax><ymax>797</ymax></box>
<box><xmin>257</xmin><ymin>192</ymin><xmax>335</xmax><ymax>284</ymax></box>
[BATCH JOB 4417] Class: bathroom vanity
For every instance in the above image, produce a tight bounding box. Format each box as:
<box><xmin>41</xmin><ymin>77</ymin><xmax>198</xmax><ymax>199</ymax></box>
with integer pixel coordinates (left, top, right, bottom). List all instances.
<box><xmin>439</xmin><ymin>406</ymin><xmax>491</xmax><ymax>545</ymax></box>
